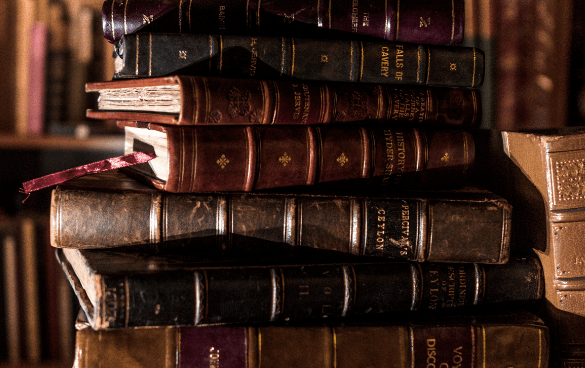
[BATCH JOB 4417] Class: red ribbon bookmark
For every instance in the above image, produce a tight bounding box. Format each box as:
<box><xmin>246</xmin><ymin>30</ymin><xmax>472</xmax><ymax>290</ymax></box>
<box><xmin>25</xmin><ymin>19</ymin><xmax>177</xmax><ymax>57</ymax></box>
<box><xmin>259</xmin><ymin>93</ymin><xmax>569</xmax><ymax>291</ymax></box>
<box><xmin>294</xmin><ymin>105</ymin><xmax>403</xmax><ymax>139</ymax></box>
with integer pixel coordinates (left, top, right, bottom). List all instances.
<box><xmin>20</xmin><ymin>152</ymin><xmax>156</xmax><ymax>202</ymax></box>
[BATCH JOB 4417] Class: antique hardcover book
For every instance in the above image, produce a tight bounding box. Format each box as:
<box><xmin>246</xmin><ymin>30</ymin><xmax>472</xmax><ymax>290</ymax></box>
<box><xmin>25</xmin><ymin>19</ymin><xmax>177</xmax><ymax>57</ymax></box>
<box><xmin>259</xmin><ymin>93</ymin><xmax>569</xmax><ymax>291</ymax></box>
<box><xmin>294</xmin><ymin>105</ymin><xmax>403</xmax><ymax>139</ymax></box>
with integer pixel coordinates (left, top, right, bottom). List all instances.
<box><xmin>119</xmin><ymin>123</ymin><xmax>475</xmax><ymax>192</ymax></box>
<box><xmin>72</xmin><ymin>310</ymin><xmax>549</xmax><ymax>368</ymax></box>
<box><xmin>50</xmin><ymin>170</ymin><xmax>511</xmax><ymax>264</ymax></box>
<box><xmin>473</xmin><ymin>128</ymin><xmax>585</xmax><ymax>317</ymax></box>
<box><xmin>56</xmin><ymin>247</ymin><xmax>544</xmax><ymax>330</ymax></box>
<box><xmin>102</xmin><ymin>0</ymin><xmax>465</xmax><ymax>46</ymax></box>
<box><xmin>113</xmin><ymin>33</ymin><xmax>484</xmax><ymax>88</ymax></box>
<box><xmin>86</xmin><ymin>75</ymin><xmax>482</xmax><ymax>127</ymax></box>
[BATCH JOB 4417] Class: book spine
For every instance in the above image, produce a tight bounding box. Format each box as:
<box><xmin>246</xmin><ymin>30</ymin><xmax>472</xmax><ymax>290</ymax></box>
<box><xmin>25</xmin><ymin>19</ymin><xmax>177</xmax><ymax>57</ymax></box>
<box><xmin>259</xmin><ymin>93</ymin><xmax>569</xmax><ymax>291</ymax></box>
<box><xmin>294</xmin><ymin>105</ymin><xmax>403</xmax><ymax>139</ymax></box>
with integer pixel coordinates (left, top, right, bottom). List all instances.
<box><xmin>95</xmin><ymin>258</ymin><xmax>542</xmax><ymax>328</ymax></box>
<box><xmin>116</xmin><ymin>33</ymin><xmax>484</xmax><ymax>88</ymax></box>
<box><xmin>157</xmin><ymin>126</ymin><xmax>474</xmax><ymax>192</ymax></box>
<box><xmin>92</xmin><ymin>76</ymin><xmax>482</xmax><ymax>127</ymax></box>
<box><xmin>102</xmin><ymin>0</ymin><xmax>464</xmax><ymax>46</ymax></box>
<box><xmin>51</xmin><ymin>187</ymin><xmax>511</xmax><ymax>264</ymax></box>
<box><xmin>73</xmin><ymin>322</ymin><xmax>549</xmax><ymax>368</ymax></box>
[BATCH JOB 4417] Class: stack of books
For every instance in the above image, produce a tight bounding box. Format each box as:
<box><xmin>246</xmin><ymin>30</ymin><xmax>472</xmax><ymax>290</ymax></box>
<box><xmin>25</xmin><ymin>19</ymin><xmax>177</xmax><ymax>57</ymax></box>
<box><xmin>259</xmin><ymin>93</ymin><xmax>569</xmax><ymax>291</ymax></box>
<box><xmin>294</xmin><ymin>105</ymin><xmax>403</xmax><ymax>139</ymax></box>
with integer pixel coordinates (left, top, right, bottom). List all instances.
<box><xmin>33</xmin><ymin>0</ymin><xmax>565</xmax><ymax>366</ymax></box>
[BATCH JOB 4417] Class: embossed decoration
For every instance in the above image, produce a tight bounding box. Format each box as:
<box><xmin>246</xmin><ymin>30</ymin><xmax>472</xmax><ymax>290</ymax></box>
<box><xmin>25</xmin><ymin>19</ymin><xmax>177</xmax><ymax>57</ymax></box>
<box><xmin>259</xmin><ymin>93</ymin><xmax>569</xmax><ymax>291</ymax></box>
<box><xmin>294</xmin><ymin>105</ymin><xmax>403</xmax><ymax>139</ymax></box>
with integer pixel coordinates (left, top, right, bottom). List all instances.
<box><xmin>279</xmin><ymin>152</ymin><xmax>292</xmax><ymax>167</ymax></box>
<box><xmin>321</xmin><ymin>55</ymin><xmax>329</xmax><ymax>63</ymax></box>
<box><xmin>216</xmin><ymin>155</ymin><xmax>230</xmax><ymax>169</ymax></box>
<box><xmin>419</xmin><ymin>17</ymin><xmax>430</xmax><ymax>27</ymax></box>
<box><xmin>142</xmin><ymin>14</ymin><xmax>153</xmax><ymax>24</ymax></box>
<box><xmin>248</xmin><ymin>109</ymin><xmax>262</xmax><ymax>123</ymax></box>
<box><xmin>337</xmin><ymin>153</ymin><xmax>349</xmax><ymax>166</ymax></box>
<box><xmin>209</xmin><ymin>110</ymin><xmax>222</xmax><ymax>124</ymax></box>
<box><xmin>227</xmin><ymin>87</ymin><xmax>252</xmax><ymax>118</ymax></box>
<box><xmin>450</xmin><ymin>63</ymin><xmax>457</xmax><ymax>71</ymax></box>
<box><xmin>555</xmin><ymin>159</ymin><xmax>585</xmax><ymax>202</ymax></box>
<box><xmin>179</xmin><ymin>50</ymin><xmax>187</xmax><ymax>59</ymax></box>
<box><xmin>441</xmin><ymin>153</ymin><xmax>450</xmax><ymax>163</ymax></box>
<box><xmin>348</xmin><ymin>91</ymin><xmax>369</xmax><ymax>118</ymax></box>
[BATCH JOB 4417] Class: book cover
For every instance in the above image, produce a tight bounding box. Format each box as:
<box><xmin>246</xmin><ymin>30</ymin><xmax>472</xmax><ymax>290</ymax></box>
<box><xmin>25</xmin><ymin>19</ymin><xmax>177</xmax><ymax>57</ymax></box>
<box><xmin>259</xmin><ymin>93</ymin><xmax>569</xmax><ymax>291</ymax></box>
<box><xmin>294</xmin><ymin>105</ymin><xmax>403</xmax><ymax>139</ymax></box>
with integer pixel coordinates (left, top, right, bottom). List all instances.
<box><xmin>472</xmin><ymin>127</ymin><xmax>585</xmax><ymax>317</ymax></box>
<box><xmin>72</xmin><ymin>309</ymin><xmax>549</xmax><ymax>368</ymax></box>
<box><xmin>86</xmin><ymin>75</ymin><xmax>482</xmax><ymax>127</ymax></box>
<box><xmin>113</xmin><ymin>33</ymin><xmax>484</xmax><ymax>88</ymax></box>
<box><xmin>50</xmin><ymin>170</ymin><xmax>511</xmax><ymax>264</ymax></box>
<box><xmin>57</xmin><ymin>246</ymin><xmax>544</xmax><ymax>330</ymax></box>
<box><xmin>102</xmin><ymin>0</ymin><xmax>465</xmax><ymax>46</ymax></box>
<box><xmin>119</xmin><ymin>123</ymin><xmax>475</xmax><ymax>193</ymax></box>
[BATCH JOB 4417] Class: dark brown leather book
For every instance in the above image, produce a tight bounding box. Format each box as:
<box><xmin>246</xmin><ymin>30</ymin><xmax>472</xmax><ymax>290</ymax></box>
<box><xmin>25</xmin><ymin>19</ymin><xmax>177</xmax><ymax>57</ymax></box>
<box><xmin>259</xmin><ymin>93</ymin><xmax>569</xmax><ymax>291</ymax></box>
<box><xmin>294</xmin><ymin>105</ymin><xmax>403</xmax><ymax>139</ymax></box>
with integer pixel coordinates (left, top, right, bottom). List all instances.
<box><xmin>86</xmin><ymin>75</ymin><xmax>482</xmax><ymax>127</ymax></box>
<box><xmin>73</xmin><ymin>309</ymin><xmax>549</xmax><ymax>368</ymax></box>
<box><xmin>114</xmin><ymin>33</ymin><xmax>484</xmax><ymax>88</ymax></box>
<box><xmin>102</xmin><ymin>0</ymin><xmax>465</xmax><ymax>46</ymax></box>
<box><xmin>50</xmin><ymin>170</ymin><xmax>511</xmax><ymax>264</ymax></box>
<box><xmin>56</xmin><ymin>247</ymin><xmax>544</xmax><ymax>330</ymax></box>
<box><xmin>119</xmin><ymin>123</ymin><xmax>475</xmax><ymax>192</ymax></box>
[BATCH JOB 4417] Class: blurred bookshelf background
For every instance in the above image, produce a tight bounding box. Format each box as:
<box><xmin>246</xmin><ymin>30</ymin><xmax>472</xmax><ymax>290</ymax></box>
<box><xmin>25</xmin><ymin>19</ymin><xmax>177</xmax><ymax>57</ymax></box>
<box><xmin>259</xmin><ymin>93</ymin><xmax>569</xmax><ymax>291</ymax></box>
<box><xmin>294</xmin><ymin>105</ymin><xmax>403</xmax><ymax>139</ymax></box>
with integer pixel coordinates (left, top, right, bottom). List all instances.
<box><xmin>0</xmin><ymin>0</ymin><xmax>578</xmax><ymax>366</ymax></box>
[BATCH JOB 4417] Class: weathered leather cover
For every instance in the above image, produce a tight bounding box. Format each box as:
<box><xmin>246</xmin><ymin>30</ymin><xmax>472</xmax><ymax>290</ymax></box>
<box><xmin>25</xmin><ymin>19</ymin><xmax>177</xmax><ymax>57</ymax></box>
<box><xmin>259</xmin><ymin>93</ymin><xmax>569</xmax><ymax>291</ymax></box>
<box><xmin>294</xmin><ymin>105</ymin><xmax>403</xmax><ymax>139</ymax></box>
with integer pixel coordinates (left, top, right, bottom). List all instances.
<box><xmin>476</xmin><ymin>127</ymin><xmax>585</xmax><ymax>317</ymax></box>
<box><xmin>86</xmin><ymin>75</ymin><xmax>482</xmax><ymax>127</ymax></box>
<box><xmin>50</xmin><ymin>170</ymin><xmax>511</xmax><ymax>264</ymax></box>
<box><xmin>57</xmin><ymin>247</ymin><xmax>543</xmax><ymax>329</ymax></box>
<box><xmin>502</xmin><ymin>128</ymin><xmax>585</xmax><ymax>318</ymax></box>
<box><xmin>102</xmin><ymin>0</ymin><xmax>464</xmax><ymax>46</ymax></box>
<box><xmin>73</xmin><ymin>311</ymin><xmax>549</xmax><ymax>368</ymax></box>
<box><xmin>118</xmin><ymin>123</ymin><xmax>475</xmax><ymax>192</ymax></box>
<box><xmin>115</xmin><ymin>33</ymin><xmax>484</xmax><ymax>88</ymax></box>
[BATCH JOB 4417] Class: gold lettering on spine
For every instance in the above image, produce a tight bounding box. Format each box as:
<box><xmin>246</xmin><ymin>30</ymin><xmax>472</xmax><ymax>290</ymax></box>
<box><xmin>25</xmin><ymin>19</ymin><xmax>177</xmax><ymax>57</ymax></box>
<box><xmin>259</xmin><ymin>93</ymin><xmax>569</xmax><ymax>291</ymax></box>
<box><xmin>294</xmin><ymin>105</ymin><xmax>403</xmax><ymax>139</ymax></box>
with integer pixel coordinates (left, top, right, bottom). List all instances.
<box><xmin>382</xmin><ymin>130</ymin><xmax>394</xmax><ymax>184</ymax></box>
<box><xmin>376</xmin><ymin>209</ymin><xmax>385</xmax><ymax>250</ymax></box>
<box><xmin>218</xmin><ymin>5</ymin><xmax>226</xmax><ymax>30</ymax></box>
<box><xmin>250</xmin><ymin>38</ymin><xmax>258</xmax><ymax>76</ymax></box>
<box><xmin>351</xmin><ymin>0</ymin><xmax>359</xmax><ymax>32</ymax></box>
<box><xmin>380</xmin><ymin>46</ymin><xmax>389</xmax><ymax>78</ymax></box>
<box><xmin>427</xmin><ymin>268</ymin><xmax>440</xmax><ymax>310</ymax></box>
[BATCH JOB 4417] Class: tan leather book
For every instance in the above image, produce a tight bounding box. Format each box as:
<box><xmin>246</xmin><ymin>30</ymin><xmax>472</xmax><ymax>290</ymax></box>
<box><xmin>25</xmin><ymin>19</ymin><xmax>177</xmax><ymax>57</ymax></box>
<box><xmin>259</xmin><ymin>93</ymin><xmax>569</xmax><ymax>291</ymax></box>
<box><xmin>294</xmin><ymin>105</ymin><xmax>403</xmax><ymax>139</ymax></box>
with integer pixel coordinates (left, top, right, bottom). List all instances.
<box><xmin>72</xmin><ymin>309</ymin><xmax>549</xmax><ymax>368</ymax></box>
<box><xmin>474</xmin><ymin>127</ymin><xmax>585</xmax><ymax>317</ymax></box>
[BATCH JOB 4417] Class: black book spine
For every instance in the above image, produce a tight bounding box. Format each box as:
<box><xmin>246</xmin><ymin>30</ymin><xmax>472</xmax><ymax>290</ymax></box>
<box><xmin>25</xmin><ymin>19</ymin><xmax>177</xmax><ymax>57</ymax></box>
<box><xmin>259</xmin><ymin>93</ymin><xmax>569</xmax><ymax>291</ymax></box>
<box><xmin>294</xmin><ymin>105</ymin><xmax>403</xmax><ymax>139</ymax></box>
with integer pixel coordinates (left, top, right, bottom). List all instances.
<box><xmin>100</xmin><ymin>258</ymin><xmax>542</xmax><ymax>328</ymax></box>
<box><xmin>115</xmin><ymin>33</ymin><xmax>484</xmax><ymax>88</ymax></box>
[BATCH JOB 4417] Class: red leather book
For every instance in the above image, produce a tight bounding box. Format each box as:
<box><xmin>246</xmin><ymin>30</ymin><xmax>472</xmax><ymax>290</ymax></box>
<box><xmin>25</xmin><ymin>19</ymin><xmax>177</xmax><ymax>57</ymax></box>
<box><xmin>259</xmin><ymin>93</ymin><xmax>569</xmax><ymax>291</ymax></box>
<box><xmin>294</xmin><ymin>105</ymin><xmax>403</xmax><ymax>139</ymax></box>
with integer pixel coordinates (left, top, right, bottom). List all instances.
<box><xmin>120</xmin><ymin>122</ymin><xmax>475</xmax><ymax>192</ymax></box>
<box><xmin>102</xmin><ymin>0</ymin><xmax>465</xmax><ymax>46</ymax></box>
<box><xmin>86</xmin><ymin>75</ymin><xmax>481</xmax><ymax>127</ymax></box>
